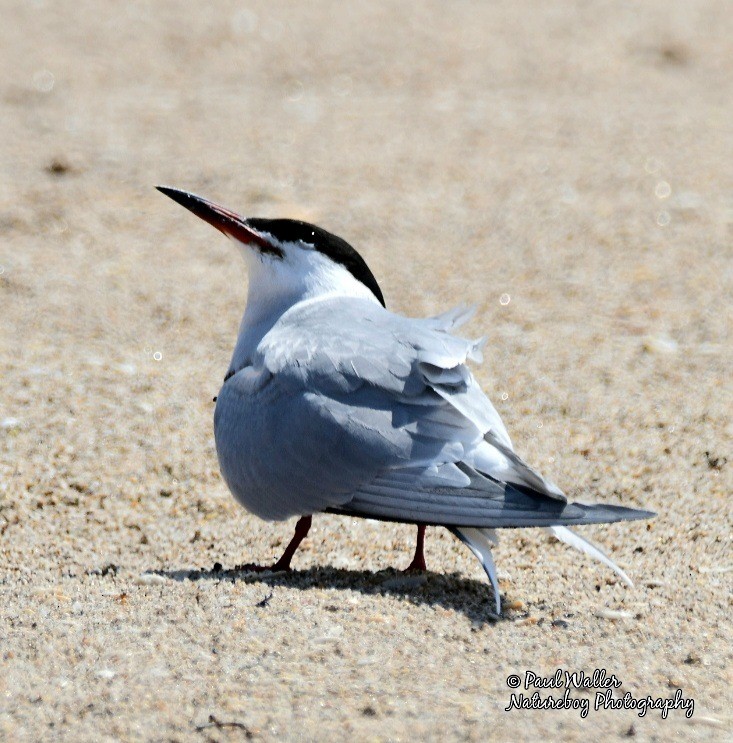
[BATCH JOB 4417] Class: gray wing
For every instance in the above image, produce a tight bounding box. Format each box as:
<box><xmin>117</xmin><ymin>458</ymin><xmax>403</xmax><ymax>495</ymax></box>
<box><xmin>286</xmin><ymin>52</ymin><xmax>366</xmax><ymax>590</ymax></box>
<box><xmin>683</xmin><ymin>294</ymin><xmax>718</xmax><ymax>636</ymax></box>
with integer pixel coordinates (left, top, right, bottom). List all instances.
<box><xmin>214</xmin><ymin>349</ymin><xmax>483</xmax><ymax>521</ymax></box>
<box><xmin>215</xmin><ymin>368</ymin><xmax>413</xmax><ymax>521</ymax></box>
<box><xmin>333</xmin><ymin>469</ymin><xmax>654</xmax><ymax>527</ymax></box>
<box><xmin>218</xmin><ymin>297</ymin><xmax>648</xmax><ymax>526</ymax></box>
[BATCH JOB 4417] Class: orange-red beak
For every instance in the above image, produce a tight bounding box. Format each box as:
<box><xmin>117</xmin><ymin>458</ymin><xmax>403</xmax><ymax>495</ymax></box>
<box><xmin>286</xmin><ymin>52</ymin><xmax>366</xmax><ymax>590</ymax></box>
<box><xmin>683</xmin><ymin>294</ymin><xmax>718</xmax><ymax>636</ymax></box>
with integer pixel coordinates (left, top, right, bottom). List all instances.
<box><xmin>156</xmin><ymin>186</ymin><xmax>271</xmax><ymax>251</ymax></box>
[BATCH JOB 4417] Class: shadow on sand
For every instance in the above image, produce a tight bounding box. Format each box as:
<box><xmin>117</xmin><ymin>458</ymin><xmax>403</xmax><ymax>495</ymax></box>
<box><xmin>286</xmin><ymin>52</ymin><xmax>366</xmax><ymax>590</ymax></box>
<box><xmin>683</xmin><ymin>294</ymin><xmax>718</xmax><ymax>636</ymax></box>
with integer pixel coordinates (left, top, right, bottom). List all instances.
<box><xmin>154</xmin><ymin>564</ymin><xmax>506</xmax><ymax>625</ymax></box>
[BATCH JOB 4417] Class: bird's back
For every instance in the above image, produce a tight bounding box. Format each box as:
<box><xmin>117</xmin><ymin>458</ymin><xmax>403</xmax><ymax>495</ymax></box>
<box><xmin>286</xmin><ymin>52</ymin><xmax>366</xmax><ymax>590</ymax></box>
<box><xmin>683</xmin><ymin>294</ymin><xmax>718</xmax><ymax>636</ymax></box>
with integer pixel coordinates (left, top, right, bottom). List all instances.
<box><xmin>214</xmin><ymin>296</ymin><xmax>570</xmax><ymax>523</ymax></box>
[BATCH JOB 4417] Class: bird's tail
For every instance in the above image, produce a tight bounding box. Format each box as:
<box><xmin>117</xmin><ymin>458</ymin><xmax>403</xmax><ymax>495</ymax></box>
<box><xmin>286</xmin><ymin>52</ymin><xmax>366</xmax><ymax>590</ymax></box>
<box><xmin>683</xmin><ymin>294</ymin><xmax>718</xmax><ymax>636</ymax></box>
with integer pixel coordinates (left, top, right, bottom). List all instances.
<box><xmin>452</xmin><ymin>523</ymin><xmax>637</xmax><ymax>615</ymax></box>
<box><xmin>545</xmin><ymin>525</ymin><xmax>633</xmax><ymax>587</ymax></box>
<box><xmin>450</xmin><ymin>526</ymin><xmax>502</xmax><ymax>615</ymax></box>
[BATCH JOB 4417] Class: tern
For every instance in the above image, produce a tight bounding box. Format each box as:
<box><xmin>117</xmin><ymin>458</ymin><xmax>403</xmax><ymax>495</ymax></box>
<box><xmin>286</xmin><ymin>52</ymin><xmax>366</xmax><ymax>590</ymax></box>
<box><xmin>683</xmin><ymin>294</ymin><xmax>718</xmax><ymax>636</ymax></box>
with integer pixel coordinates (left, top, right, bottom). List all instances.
<box><xmin>157</xmin><ymin>186</ymin><xmax>654</xmax><ymax>614</ymax></box>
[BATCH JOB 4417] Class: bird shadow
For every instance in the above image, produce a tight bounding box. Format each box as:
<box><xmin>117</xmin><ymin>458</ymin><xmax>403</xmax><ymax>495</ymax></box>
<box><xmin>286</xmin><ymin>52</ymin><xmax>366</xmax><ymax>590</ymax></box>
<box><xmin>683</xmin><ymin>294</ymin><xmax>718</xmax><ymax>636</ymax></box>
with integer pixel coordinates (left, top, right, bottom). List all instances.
<box><xmin>153</xmin><ymin>564</ymin><xmax>509</xmax><ymax>625</ymax></box>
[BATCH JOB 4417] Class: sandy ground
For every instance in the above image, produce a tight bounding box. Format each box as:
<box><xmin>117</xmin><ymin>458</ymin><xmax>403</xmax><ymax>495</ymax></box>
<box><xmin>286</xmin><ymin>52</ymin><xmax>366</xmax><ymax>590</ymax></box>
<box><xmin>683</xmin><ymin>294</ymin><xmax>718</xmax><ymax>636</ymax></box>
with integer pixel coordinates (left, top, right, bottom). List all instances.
<box><xmin>1</xmin><ymin>1</ymin><xmax>732</xmax><ymax>741</ymax></box>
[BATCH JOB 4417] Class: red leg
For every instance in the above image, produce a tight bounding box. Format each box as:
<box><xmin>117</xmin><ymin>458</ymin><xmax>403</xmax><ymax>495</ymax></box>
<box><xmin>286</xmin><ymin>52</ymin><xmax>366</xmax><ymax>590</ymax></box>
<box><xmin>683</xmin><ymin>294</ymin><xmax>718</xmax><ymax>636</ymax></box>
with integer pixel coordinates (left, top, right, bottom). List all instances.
<box><xmin>404</xmin><ymin>524</ymin><xmax>427</xmax><ymax>572</ymax></box>
<box><xmin>237</xmin><ymin>515</ymin><xmax>312</xmax><ymax>573</ymax></box>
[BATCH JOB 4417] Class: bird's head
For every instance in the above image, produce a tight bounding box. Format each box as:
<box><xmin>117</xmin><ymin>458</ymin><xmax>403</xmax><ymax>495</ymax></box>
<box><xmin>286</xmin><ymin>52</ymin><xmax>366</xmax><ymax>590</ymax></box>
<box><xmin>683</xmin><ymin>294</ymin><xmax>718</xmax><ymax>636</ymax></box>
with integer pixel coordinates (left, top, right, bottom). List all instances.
<box><xmin>157</xmin><ymin>187</ymin><xmax>385</xmax><ymax>315</ymax></box>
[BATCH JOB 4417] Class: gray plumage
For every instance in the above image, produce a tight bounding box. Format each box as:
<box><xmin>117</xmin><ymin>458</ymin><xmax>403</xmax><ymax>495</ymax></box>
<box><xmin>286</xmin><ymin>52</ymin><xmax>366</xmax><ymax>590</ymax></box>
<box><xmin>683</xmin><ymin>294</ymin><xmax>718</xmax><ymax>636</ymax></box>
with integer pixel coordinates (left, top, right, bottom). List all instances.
<box><xmin>214</xmin><ymin>298</ymin><xmax>652</xmax><ymax>528</ymax></box>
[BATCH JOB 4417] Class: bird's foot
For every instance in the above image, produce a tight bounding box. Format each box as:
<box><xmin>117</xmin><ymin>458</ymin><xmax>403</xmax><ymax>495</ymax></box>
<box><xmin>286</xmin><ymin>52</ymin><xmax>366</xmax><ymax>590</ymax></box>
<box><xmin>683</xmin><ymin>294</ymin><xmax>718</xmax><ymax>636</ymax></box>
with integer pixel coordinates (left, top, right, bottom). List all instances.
<box><xmin>235</xmin><ymin>515</ymin><xmax>313</xmax><ymax>574</ymax></box>
<box><xmin>403</xmin><ymin>555</ymin><xmax>427</xmax><ymax>573</ymax></box>
<box><xmin>235</xmin><ymin>559</ymin><xmax>292</xmax><ymax>573</ymax></box>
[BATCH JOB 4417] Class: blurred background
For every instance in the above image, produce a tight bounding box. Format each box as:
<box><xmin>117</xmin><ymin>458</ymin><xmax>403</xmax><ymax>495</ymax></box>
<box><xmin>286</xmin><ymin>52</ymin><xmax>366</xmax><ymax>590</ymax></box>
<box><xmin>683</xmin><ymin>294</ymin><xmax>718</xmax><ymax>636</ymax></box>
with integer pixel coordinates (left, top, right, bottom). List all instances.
<box><xmin>1</xmin><ymin>1</ymin><xmax>731</xmax><ymax>740</ymax></box>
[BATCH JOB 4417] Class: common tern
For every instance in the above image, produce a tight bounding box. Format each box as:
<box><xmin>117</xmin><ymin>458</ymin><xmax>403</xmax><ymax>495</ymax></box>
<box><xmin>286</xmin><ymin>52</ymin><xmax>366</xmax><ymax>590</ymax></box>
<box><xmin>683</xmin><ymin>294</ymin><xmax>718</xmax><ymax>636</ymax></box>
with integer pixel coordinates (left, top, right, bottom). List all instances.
<box><xmin>157</xmin><ymin>186</ymin><xmax>654</xmax><ymax>613</ymax></box>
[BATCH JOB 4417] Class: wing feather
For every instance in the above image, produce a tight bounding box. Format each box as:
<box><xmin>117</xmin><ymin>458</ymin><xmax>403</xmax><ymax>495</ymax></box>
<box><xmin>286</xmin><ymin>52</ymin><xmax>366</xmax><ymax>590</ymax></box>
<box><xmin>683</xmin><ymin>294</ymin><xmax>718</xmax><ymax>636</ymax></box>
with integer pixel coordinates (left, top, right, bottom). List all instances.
<box><xmin>217</xmin><ymin>297</ymin><xmax>650</xmax><ymax>531</ymax></box>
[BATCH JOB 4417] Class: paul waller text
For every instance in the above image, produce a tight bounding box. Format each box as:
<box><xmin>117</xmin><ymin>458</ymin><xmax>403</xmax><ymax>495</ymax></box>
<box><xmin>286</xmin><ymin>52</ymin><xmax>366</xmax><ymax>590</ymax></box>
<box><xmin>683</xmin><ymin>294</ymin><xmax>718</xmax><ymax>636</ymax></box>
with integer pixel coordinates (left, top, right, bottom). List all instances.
<box><xmin>504</xmin><ymin>669</ymin><xmax>695</xmax><ymax>720</ymax></box>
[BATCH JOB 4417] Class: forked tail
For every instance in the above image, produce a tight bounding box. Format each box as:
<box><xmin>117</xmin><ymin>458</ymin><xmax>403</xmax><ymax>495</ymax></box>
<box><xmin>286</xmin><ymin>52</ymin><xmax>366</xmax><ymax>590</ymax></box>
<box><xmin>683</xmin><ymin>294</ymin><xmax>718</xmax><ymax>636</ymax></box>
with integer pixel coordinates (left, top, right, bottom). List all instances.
<box><xmin>452</xmin><ymin>520</ymin><xmax>645</xmax><ymax>615</ymax></box>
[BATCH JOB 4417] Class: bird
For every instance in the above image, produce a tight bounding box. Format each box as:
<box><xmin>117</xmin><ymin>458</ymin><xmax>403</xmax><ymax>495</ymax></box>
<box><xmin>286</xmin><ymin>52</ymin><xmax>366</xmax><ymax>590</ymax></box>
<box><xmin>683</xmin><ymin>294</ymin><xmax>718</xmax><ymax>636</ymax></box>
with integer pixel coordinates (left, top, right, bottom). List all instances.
<box><xmin>157</xmin><ymin>186</ymin><xmax>654</xmax><ymax>614</ymax></box>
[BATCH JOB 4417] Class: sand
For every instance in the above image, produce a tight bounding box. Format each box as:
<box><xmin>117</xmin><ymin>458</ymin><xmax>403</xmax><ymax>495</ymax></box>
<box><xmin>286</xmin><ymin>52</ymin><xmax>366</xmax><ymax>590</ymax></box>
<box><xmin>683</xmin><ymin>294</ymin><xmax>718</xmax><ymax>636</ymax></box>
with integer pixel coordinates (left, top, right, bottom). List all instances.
<box><xmin>1</xmin><ymin>1</ymin><xmax>731</xmax><ymax>740</ymax></box>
